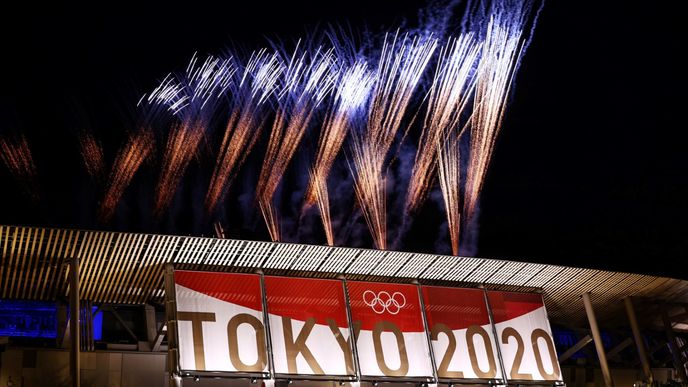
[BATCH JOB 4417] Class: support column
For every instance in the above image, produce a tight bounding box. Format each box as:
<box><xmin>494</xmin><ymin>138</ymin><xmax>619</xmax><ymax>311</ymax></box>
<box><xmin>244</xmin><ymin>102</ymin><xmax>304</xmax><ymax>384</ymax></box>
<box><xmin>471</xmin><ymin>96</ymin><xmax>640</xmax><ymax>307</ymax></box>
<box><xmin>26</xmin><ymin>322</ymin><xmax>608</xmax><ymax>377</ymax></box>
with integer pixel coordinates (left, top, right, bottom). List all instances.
<box><xmin>164</xmin><ymin>263</ymin><xmax>180</xmax><ymax>387</ymax></box>
<box><xmin>69</xmin><ymin>258</ymin><xmax>80</xmax><ymax>387</ymax></box>
<box><xmin>145</xmin><ymin>304</ymin><xmax>157</xmax><ymax>351</ymax></box>
<box><xmin>582</xmin><ymin>292</ymin><xmax>613</xmax><ymax>387</ymax></box>
<box><xmin>623</xmin><ymin>297</ymin><xmax>652</xmax><ymax>383</ymax></box>
<box><xmin>661</xmin><ymin>306</ymin><xmax>687</xmax><ymax>382</ymax></box>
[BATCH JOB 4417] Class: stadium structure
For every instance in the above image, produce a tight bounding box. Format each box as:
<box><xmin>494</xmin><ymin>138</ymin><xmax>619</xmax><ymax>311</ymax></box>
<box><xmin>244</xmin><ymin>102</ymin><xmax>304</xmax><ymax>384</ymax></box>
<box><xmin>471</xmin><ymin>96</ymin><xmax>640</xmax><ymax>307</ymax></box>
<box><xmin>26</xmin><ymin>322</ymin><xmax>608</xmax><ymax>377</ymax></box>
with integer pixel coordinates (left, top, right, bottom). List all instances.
<box><xmin>0</xmin><ymin>224</ymin><xmax>687</xmax><ymax>387</ymax></box>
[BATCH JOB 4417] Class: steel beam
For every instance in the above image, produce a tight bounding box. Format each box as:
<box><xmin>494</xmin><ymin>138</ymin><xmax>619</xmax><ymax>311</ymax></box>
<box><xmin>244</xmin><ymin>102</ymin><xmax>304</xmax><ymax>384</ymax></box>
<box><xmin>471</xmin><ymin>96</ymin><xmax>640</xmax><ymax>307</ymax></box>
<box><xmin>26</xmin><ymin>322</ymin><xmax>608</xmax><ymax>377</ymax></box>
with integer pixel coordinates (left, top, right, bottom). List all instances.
<box><xmin>69</xmin><ymin>258</ymin><xmax>80</xmax><ymax>387</ymax></box>
<box><xmin>559</xmin><ymin>334</ymin><xmax>593</xmax><ymax>362</ymax></box>
<box><xmin>164</xmin><ymin>263</ymin><xmax>180</xmax><ymax>387</ymax></box>
<box><xmin>624</xmin><ymin>297</ymin><xmax>653</xmax><ymax>383</ymax></box>
<box><xmin>661</xmin><ymin>306</ymin><xmax>687</xmax><ymax>382</ymax></box>
<box><xmin>582</xmin><ymin>292</ymin><xmax>614</xmax><ymax>387</ymax></box>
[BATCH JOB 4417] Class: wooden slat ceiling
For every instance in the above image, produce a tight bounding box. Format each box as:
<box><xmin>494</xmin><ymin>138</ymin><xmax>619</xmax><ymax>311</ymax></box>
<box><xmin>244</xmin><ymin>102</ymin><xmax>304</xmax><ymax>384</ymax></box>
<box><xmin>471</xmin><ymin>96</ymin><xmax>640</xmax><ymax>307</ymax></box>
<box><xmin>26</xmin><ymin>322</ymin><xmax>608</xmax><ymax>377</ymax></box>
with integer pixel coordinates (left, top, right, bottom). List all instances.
<box><xmin>1</xmin><ymin>224</ymin><xmax>687</xmax><ymax>327</ymax></box>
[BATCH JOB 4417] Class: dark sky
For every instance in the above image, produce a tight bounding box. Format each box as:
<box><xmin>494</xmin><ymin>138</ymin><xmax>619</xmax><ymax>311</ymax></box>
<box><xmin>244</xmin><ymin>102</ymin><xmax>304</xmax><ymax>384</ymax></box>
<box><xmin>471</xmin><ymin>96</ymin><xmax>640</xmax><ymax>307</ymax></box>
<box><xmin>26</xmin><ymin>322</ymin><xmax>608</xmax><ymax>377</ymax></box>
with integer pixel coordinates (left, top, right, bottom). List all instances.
<box><xmin>1</xmin><ymin>1</ymin><xmax>685</xmax><ymax>279</ymax></box>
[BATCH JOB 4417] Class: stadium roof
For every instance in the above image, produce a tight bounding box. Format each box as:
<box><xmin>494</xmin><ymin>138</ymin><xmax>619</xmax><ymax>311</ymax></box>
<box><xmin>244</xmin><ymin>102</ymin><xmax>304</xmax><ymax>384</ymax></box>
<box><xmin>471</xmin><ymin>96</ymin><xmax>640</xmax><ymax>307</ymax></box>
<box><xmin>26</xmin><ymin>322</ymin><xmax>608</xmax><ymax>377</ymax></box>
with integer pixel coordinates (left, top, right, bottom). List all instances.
<box><xmin>2</xmin><ymin>224</ymin><xmax>687</xmax><ymax>330</ymax></box>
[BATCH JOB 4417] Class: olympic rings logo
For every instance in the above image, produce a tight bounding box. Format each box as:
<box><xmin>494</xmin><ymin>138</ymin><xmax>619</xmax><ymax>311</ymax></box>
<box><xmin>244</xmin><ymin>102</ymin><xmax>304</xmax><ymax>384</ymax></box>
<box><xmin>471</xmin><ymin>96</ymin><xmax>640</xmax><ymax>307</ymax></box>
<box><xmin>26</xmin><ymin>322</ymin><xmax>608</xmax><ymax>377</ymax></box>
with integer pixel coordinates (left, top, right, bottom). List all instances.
<box><xmin>362</xmin><ymin>290</ymin><xmax>406</xmax><ymax>315</ymax></box>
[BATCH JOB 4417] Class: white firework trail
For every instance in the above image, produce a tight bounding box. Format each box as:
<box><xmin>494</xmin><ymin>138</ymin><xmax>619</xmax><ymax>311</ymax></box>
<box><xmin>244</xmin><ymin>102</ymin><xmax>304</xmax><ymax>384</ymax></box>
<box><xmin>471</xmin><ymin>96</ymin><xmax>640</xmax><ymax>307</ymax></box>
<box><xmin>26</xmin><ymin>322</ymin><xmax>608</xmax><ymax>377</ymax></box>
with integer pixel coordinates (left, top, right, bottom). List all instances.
<box><xmin>351</xmin><ymin>33</ymin><xmax>437</xmax><ymax>250</ymax></box>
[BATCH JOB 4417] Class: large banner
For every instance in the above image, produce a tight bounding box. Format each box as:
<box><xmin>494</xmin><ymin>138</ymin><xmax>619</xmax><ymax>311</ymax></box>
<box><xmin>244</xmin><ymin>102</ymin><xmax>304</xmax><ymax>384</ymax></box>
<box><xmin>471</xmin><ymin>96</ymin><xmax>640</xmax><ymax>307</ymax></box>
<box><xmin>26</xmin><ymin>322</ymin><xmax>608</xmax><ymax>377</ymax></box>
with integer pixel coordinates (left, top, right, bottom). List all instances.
<box><xmin>346</xmin><ymin>281</ymin><xmax>434</xmax><ymax>379</ymax></box>
<box><xmin>422</xmin><ymin>286</ymin><xmax>502</xmax><ymax>381</ymax></box>
<box><xmin>264</xmin><ymin>276</ymin><xmax>355</xmax><ymax>377</ymax></box>
<box><xmin>170</xmin><ymin>270</ymin><xmax>562</xmax><ymax>383</ymax></box>
<box><xmin>487</xmin><ymin>291</ymin><xmax>562</xmax><ymax>382</ymax></box>
<box><xmin>174</xmin><ymin>271</ymin><xmax>268</xmax><ymax>374</ymax></box>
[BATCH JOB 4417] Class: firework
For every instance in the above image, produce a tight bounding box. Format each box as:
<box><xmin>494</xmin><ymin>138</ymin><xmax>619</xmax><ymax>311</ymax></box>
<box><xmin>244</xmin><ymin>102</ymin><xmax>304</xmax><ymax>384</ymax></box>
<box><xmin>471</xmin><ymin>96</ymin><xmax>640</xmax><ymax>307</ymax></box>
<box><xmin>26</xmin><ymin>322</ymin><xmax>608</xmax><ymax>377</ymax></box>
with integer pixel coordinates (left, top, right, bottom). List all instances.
<box><xmin>464</xmin><ymin>15</ymin><xmax>524</xmax><ymax>221</ymax></box>
<box><xmin>307</xmin><ymin>62</ymin><xmax>375</xmax><ymax>245</ymax></box>
<box><xmin>0</xmin><ymin>134</ymin><xmax>38</xmax><ymax>199</ymax></box>
<box><xmin>351</xmin><ymin>33</ymin><xmax>437</xmax><ymax>250</ymax></box>
<box><xmin>78</xmin><ymin>130</ymin><xmax>105</xmax><ymax>181</ymax></box>
<box><xmin>405</xmin><ymin>35</ymin><xmax>480</xmax><ymax>215</ymax></box>
<box><xmin>437</xmin><ymin>130</ymin><xmax>463</xmax><ymax>255</ymax></box>
<box><xmin>149</xmin><ymin>54</ymin><xmax>236</xmax><ymax>214</ymax></box>
<box><xmin>205</xmin><ymin>50</ymin><xmax>283</xmax><ymax>214</ymax></box>
<box><xmin>99</xmin><ymin>130</ymin><xmax>154</xmax><ymax>222</ymax></box>
<box><xmin>256</xmin><ymin>47</ymin><xmax>337</xmax><ymax>241</ymax></box>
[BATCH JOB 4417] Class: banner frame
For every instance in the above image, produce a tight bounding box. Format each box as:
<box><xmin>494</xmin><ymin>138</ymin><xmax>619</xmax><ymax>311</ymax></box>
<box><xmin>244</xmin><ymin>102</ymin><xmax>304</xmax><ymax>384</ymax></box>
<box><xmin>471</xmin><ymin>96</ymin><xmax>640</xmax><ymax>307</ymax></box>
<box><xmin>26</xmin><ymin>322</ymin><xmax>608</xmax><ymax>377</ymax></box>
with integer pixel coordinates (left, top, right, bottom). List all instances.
<box><xmin>265</xmin><ymin>275</ymin><xmax>359</xmax><ymax>382</ymax></box>
<box><xmin>171</xmin><ymin>268</ymin><xmax>271</xmax><ymax>380</ymax></box>
<box><xmin>346</xmin><ymin>280</ymin><xmax>435</xmax><ymax>384</ymax></box>
<box><xmin>342</xmin><ymin>278</ymin><xmax>363</xmax><ymax>382</ymax></box>
<box><xmin>421</xmin><ymin>284</ymin><xmax>504</xmax><ymax>386</ymax></box>
<box><xmin>259</xmin><ymin>272</ymin><xmax>277</xmax><ymax>380</ymax></box>
<box><xmin>416</xmin><ymin>283</ymin><xmax>439</xmax><ymax>384</ymax></box>
<box><xmin>484</xmin><ymin>289</ymin><xmax>564</xmax><ymax>386</ymax></box>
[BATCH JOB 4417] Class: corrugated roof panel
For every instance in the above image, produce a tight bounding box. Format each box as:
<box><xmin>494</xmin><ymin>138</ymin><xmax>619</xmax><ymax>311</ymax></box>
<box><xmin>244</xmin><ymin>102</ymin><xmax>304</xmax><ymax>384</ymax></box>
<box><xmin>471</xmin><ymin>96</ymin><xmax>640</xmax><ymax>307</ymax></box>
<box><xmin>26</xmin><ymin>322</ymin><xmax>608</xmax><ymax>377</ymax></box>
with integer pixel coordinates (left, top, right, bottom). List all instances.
<box><xmin>234</xmin><ymin>241</ymin><xmax>273</xmax><ymax>268</ymax></box>
<box><xmin>464</xmin><ymin>260</ymin><xmax>506</xmax><ymax>283</ymax></box>
<box><xmin>2</xmin><ymin>225</ymin><xmax>688</xmax><ymax>329</ymax></box>
<box><xmin>263</xmin><ymin>243</ymin><xmax>302</xmax><ymax>269</ymax></box>
<box><xmin>485</xmin><ymin>261</ymin><xmax>526</xmax><ymax>285</ymax></box>
<box><xmin>394</xmin><ymin>253</ymin><xmax>435</xmax><ymax>278</ymax></box>
<box><xmin>525</xmin><ymin>265</ymin><xmax>564</xmax><ymax>288</ymax></box>
<box><xmin>346</xmin><ymin>249</ymin><xmax>386</xmax><ymax>275</ymax></box>
<box><xmin>504</xmin><ymin>263</ymin><xmax>546</xmax><ymax>286</ymax></box>
<box><xmin>318</xmin><ymin>247</ymin><xmax>359</xmax><ymax>273</ymax></box>
<box><xmin>291</xmin><ymin>244</ymin><xmax>331</xmax><ymax>272</ymax></box>
<box><xmin>420</xmin><ymin>255</ymin><xmax>459</xmax><ymax>280</ymax></box>
<box><xmin>370</xmin><ymin>251</ymin><xmax>411</xmax><ymax>277</ymax></box>
<box><xmin>445</xmin><ymin>257</ymin><xmax>483</xmax><ymax>282</ymax></box>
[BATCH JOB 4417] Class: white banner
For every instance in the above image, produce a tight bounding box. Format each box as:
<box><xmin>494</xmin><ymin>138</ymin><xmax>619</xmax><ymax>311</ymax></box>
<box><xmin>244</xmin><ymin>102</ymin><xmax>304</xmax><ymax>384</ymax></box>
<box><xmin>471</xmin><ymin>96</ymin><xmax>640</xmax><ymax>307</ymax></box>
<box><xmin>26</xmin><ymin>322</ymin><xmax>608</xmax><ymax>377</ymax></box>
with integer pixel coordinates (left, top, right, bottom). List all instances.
<box><xmin>487</xmin><ymin>291</ymin><xmax>562</xmax><ymax>382</ymax></box>
<box><xmin>175</xmin><ymin>271</ymin><xmax>268</xmax><ymax>374</ymax></box>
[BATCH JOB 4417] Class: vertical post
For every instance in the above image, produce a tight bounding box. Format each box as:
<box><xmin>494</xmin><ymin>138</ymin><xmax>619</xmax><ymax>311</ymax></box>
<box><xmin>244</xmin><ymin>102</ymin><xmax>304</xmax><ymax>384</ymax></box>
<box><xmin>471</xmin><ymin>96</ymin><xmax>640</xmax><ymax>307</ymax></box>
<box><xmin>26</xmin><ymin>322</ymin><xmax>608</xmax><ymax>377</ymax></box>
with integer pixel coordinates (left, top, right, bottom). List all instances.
<box><xmin>145</xmin><ymin>304</ymin><xmax>158</xmax><ymax>351</ymax></box>
<box><xmin>258</xmin><ymin>271</ymin><xmax>276</xmax><ymax>380</ymax></box>
<box><xmin>415</xmin><ymin>283</ymin><xmax>438</xmax><ymax>385</ymax></box>
<box><xmin>69</xmin><ymin>258</ymin><xmax>80</xmax><ymax>387</ymax></box>
<box><xmin>661</xmin><ymin>305</ymin><xmax>687</xmax><ymax>382</ymax></box>
<box><xmin>623</xmin><ymin>297</ymin><xmax>653</xmax><ymax>384</ymax></box>
<box><xmin>163</xmin><ymin>263</ymin><xmax>180</xmax><ymax>387</ymax></box>
<box><xmin>483</xmin><ymin>288</ymin><xmax>509</xmax><ymax>386</ymax></box>
<box><xmin>581</xmin><ymin>292</ymin><xmax>613</xmax><ymax>387</ymax></box>
<box><xmin>340</xmin><ymin>277</ymin><xmax>362</xmax><ymax>382</ymax></box>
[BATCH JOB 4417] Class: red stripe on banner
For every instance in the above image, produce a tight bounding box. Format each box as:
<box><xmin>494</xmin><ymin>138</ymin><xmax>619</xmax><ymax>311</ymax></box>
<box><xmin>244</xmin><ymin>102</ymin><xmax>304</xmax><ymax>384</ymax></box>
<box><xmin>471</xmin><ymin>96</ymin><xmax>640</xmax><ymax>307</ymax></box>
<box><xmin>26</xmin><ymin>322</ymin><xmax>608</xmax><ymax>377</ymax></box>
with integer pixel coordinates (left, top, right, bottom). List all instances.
<box><xmin>422</xmin><ymin>286</ymin><xmax>491</xmax><ymax>330</ymax></box>
<box><xmin>175</xmin><ymin>270</ymin><xmax>263</xmax><ymax>311</ymax></box>
<box><xmin>264</xmin><ymin>276</ymin><xmax>349</xmax><ymax>328</ymax></box>
<box><xmin>487</xmin><ymin>291</ymin><xmax>544</xmax><ymax>324</ymax></box>
<box><xmin>347</xmin><ymin>281</ymin><xmax>425</xmax><ymax>332</ymax></box>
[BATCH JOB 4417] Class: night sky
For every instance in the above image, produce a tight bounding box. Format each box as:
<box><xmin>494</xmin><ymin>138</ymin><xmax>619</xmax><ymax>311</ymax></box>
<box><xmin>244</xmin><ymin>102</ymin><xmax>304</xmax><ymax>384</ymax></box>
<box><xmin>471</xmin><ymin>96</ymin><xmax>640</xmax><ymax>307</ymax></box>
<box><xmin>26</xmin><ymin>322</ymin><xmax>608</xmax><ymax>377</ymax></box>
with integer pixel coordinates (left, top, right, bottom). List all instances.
<box><xmin>1</xmin><ymin>1</ymin><xmax>685</xmax><ymax>279</ymax></box>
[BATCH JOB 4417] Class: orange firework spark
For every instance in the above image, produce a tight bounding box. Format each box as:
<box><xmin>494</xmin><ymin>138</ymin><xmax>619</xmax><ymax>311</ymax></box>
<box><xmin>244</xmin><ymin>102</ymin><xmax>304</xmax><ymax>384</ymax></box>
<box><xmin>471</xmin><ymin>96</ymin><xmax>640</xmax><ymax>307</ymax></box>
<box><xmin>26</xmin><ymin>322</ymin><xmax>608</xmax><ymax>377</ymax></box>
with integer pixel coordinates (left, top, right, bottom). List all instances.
<box><xmin>405</xmin><ymin>35</ymin><xmax>480</xmax><ymax>215</ymax></box>
<box><xmin>78</xmin><ymin>130</ymin><xmax>105</xmax><ymax>181</ymax></box>
<box><xmin>437</xmin><ymin>131</ymin><xmax>462</xmax><ymax>256</ymax></box>
<box><xmin>257</xmin><ymin>48</ymin><xmax>336</xmax><ymax>242</ymax></box>
<box><xmin>100</xmin><ymin>129</ymin><xmax>154</xmax><ymax>222</ymax></box>
<box><xmin>306</xmin><ymin>63</ymin><xmax>375</xmax><ymax>245</ymax></box>
<box><xmin>205</xmin><ymin>51</ymin><xmax>282</xmax><ymax>214</ymax></box>
<box><xmin>351</xmin><ymin>33</ymin><xmax>437</xmax><ymax>250</ymax></box>
<box><xmin>0</xmin><ymin>134</ymin><xmax>38</xmax><ymax>199</ymax></box>
<box><xmin>155</xmin><ymin>121</ymin><xmax>205</xmax><ymax>215</ymax></box>
<box><xmin>464</xmin><ymin>18</ymin><xmax>523</xmax><ymax>221</ymax></box>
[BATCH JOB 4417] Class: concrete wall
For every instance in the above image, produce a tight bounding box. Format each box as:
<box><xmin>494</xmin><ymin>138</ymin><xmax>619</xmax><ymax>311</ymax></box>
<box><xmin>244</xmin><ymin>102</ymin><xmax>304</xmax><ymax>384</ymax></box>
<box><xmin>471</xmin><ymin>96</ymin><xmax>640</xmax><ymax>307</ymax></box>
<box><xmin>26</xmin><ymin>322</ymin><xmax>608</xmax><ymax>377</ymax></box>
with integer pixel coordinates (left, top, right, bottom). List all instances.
<box><xmin>1</xmin><ymin>349</ymin><xmax>167</xmax><ymax>387</ymax></box>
